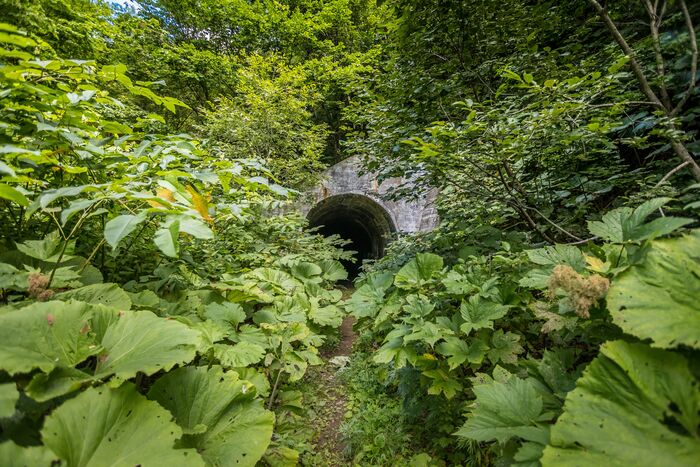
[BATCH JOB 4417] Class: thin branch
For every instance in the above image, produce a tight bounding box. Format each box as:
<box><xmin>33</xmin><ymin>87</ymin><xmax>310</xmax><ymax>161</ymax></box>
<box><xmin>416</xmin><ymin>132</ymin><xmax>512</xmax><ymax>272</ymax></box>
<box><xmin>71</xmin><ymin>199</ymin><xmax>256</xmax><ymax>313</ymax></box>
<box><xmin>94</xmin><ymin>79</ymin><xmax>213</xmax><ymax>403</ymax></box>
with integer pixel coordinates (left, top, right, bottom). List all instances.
<box><xmin>525</xmin><ymin>206</ymin><xmax>584</xmax><ymax>242</ymax></box>
<box><xmin>671</xmin><ymin>0</ymin><xmax>698</xmax><ymax>116</ymax></box>
<box><xmin>588</xmin><ymin>0</ymin><xmax>664</xmax><ymax>108</ymax></box>
<box><xmin>565</xmin><ymin>236</ymin><xmax>600</xmax><ymax>245</ymax></box>
<box><xmin>654</xmin><ymin>160</ymin><xmax>691</xmax><ymax>187</ymax></box>
<box><xmin>643</xmin><ymin>0</ymin><xmax>672</xmax><ymax>109</ymax></box>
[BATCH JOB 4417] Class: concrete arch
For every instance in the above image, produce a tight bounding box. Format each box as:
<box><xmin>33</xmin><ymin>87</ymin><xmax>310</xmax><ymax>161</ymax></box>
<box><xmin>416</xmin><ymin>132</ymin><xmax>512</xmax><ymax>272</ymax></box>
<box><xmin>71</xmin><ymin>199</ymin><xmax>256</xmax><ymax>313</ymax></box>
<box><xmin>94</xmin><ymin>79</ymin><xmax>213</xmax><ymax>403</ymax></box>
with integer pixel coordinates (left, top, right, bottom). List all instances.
<box><xmin>307</xmin><ymin>194</ymin><xmax>396</xmax><ymax>278</ymax></box>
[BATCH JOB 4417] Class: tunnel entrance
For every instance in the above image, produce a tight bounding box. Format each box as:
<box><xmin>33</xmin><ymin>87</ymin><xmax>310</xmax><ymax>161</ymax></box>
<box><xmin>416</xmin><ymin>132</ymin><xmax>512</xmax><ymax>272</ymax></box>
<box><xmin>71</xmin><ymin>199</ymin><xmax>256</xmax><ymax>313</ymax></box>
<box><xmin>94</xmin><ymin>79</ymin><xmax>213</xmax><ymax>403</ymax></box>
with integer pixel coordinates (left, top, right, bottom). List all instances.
<box><xmin>307</xmin><ymin>194</ymin><xmax>396</xmax><ymax>279</ymax></box>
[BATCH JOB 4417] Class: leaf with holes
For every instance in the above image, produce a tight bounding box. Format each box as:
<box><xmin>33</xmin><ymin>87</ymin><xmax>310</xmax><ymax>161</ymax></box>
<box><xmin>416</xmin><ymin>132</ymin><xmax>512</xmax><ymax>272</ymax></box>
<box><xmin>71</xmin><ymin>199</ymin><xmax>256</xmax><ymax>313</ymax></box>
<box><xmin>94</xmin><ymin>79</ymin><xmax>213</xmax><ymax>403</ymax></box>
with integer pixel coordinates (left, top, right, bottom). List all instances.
<box><xmin>149</xmin><ymin>366</ymin><xmax>274</xmax><ymax>466</ymax></box>
<box><xmin>53</xmin><ymin>283</ymin><xmax>132</xmax><ymax>310</ymax></box>
<box><xmin>214</xmin><ymin>342</ymin><xmax>266</xmax><ymax>368</ymax></box>
<box><xmin>607</xmin><ymin>230</ymin><xmax>700</xmax><ymax>349</ymax></box>
<box><xmin>542</xmin><ymin>341</ymin><xmax>700</xmax><ymax>466</ymax></box>
<box><xmin>93</xmin><ymin>310</ymin><xmax>199</xmax><ymax>381</ymax></box>
<box><xmin>42</xmin><ymin>384</ymin><xmax>204</xmax><ymax>466</ymax></box>
<box><xmin>0</xmin><ymin>301</ymin><xmax>98</xmax><ymax>375</ymax></box>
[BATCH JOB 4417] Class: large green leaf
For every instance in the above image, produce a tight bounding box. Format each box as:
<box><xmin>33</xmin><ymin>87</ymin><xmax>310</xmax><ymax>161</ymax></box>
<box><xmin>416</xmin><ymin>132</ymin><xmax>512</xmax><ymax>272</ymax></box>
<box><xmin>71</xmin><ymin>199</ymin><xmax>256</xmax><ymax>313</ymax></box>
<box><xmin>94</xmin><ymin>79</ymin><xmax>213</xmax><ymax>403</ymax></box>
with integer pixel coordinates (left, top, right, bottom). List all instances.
<box><xmin>54</xmin><ymin>283</ymin><xmax>132</xmax><ymax>310</ymax></box>
<box><xmin>203</xmin><ymin>302</ymin><xmax>246</xmax><ymax>330</ymax></box>
<box><xmin>103</xmin><ymin>213</ymin><xmax>147</xmax><ymax>249</ymax></box>
<box><xmin>290</xmin><ymin>261</ymin><xmax>322</xmax><ymax>283</ymax></box>
<box><xmin>456</xmin><ymin>375</ymin><xmax>549</xmax><ymax>445</ymax></box>
<box><xmin>607</xmin><ymin>230</ymin><xmax>700</xmax><ymax>349</ymax></box>
<box><xmin>0</xmin><ymin>301</ymin><xmax>97</xmax><ymax>375</ymax></box>
<box><xmin>0</xmin><ymin>383</ymin><xmax>18</xmax><ymax>418</ymax></box>
<box><xmin>318</xmin><ymin>259</ymin><xmax>348</xmax><ymax>281</ymax></box>
<box><xmin>94</xmin><ymin>310</ymin><xmax>199</xmax><ymax>381</ymax></box>
<box><xmin>525</xmin><ymin>244</ymin><xmax>586</xmax><ymax>271</ymax></box>
<box><xmin>542</xmin><ymin>341</ymin><xmax>700</xmax><ymax>466</ymax></box>
<box><xmin>148</xmin><ymin>366</ymin><xmax>274</xmax><ymax>467</ymax></box>
<box><xmin>26</xmin><ymin>366</ymin><xmax>92</xmax><ymax>402</ymax></box>
<box><xmin>0</xmin><ymin>441</ymin><xmax>57</xmax><ymax>467</ymax></box>
<box><xmin>213</xmin><ymin>342</ymin><xmax>266</xmax><ymax>368</ymax></box>
<box><xmin>154</xmin><ymin>220</ymin><xmax>180</xmax><ymax>257</ymax></box>
<box><xmin>345</xmin><ymin>283</ymin><xmax>387</xmax><ymax>318</ymax></box>
<box><xmin>587</xmin><ymin>198</ymin><xmax>692</xmax><ymax>243</ymax></box>
<box><xmin>43</xmin><ymin>383</ymin><xmax>204</xmax><ymax>467</ymax></box>
<box><xmin>0</xmin><ymin>184</ymin><xmax>29</xmax><ymax>206</ymax></box>
<box><xmin>394</xmin><ymin>253</ymin><xmax>443</xmax><ymax>289</ymax></box>
<box><xmin>308</xmin><ymin>304</ymin><xmax>344</xmax><ymax>327</ymax></box>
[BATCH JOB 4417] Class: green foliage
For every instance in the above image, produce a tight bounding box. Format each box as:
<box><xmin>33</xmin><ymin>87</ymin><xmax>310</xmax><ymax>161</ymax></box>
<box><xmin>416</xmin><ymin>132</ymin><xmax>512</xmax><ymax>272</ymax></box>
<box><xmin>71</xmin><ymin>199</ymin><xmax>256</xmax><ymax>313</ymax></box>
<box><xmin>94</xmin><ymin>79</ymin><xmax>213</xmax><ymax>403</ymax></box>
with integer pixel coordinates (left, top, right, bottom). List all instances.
<box><xmin>607</xmin><ymin>231</ymin><xmax>700</xmax><ymax>349</ymax></box>
<box><xmin>202</xmin><ymin>55</ymin><xmax>328</xmax><ymax>189</ymax></box>
<box><xmin>149</xmin><ymin>366</ymin><xmax>274</xmax><ymax>467</ymax></box>
<box><xmin>351</xmin><ymin>195</ymin><xmax>700</xmax><ymax>465</ymax></box>
<box><xmin>542</xmin><ymin>341</ymin><xmax>700</xmax><ymax>466</ymax></box>
<box><xmin>43</xmin><ymin>384</ymin><xmax>203</xmax><ymax>467</ymax></box>
<box><xmin>2</xmin><ymin>0</ymin><xmax>700</xmax><ymax>465</ymax></box>
<box><xmin>0</xmin><ymin>21</ymin><xmax>351</xmax><ymax>465</ymax></box>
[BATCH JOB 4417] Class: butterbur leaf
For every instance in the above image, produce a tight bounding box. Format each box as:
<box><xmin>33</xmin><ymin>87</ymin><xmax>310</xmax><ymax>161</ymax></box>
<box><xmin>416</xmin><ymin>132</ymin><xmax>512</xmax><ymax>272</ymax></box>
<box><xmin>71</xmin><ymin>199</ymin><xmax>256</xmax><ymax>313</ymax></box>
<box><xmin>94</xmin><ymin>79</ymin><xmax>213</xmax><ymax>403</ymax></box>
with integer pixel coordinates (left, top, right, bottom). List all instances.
<box><xmin>204</xmin><ymin>302</ymin><xmax>246</xmax><ymax>330</ymax></box>
<box><xmin>0</xmin><ymin>383</ymin><xmax>18</xmax><ymax>418</ymax></box>
<box><xmin>607</xmin><ymin>230</ymin><xmax>700</xmax><ymax>349</ymax></box>
<box><xmin>394</xmin><ymin>253</ymin><xmax>443</xmax><ymax>288</ymax></box>
<box><xmin>214</xmin><ymin>342</ymin><xmax>266</xmax><ymax>368</ymax></box>
<box><xmin>542</xmin><ymin>341</ymin><xmax>700</xmax><ymax>466</ymax></box>
<box><xmin>308</xmin><ymin>304</ymin><xmax>344</xmax><ymax>327</ymax></box>
<box><xmin>0</xmin><ymin>301</ymin><xmax>97</xmax><ymax>375</ymax></box>
<box><xmin>460</xmin><ymin>296</ymin><xmax>509</xmax><ymax>334</ymax></box>
<box><xmin>149</xmin><ymin>366</ymin><xmax>274</xmax><ymax>467</ymax></box>
<box><xmin>0</xmin><ymin>442</ymin><xmax>57</xmax><ymax>467</ymax></box>
<box><xmin>345</xmin><ymin>283</ymin><xmax>386</xmax><ymax>318</ymax></box>
<box><xmin>290</xmin><ymin>262</ymin><xmax>322</xmax><ymax>282</ymax></box>
<box><xmin>94</xmin><ymin>309</ymin><xmax>199</xmax><ymax>381</ymax></box>
<box><xmin>26</xmin><ymin>366</ymin><xmax>92</xmax><ymax>402</ymax></box>
<box><xmin>456</xmin><ymin>376</ymin><xmax>548</xmax><ymax>445</ymax></box>
<box><xmin>43</xmin><ymin>384</ymin><xmax>204</xmax><ymax>467</ymax></box>
<box><xmin>53</xmin><ymin>283</ymin><xmax>132</xmax><ymax>310</ymax></box>
<box><xmin>318</xmin><ymin>260</ymin><xmax>348</xmax><ymax>281</ymax></box>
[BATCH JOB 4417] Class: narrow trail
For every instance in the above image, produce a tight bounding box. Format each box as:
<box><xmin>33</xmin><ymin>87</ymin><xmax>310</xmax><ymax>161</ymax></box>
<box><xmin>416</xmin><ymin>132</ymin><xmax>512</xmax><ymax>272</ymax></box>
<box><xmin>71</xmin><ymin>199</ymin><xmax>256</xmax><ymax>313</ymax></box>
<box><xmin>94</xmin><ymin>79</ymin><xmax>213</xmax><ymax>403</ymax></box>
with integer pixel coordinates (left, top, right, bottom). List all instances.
<box><xmin>312</xmin><ymin>289</ymin><xmax>356</xmax><ymax>465</ymax></box>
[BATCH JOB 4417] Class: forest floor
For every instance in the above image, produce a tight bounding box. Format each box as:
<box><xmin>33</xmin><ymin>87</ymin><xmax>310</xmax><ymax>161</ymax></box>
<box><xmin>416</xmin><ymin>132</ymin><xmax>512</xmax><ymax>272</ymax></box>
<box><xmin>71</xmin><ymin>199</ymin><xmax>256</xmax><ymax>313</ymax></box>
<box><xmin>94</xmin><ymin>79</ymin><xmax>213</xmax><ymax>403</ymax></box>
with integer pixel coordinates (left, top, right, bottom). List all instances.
<box><xmin>276</xmin><ymin>288</ymin><xmax>357</xmax><ymax>465</ymax></box>
<box><xmin>314</xmin><ymin>315</ymin><xmax>356</xmax><ymax>463</ymax></box>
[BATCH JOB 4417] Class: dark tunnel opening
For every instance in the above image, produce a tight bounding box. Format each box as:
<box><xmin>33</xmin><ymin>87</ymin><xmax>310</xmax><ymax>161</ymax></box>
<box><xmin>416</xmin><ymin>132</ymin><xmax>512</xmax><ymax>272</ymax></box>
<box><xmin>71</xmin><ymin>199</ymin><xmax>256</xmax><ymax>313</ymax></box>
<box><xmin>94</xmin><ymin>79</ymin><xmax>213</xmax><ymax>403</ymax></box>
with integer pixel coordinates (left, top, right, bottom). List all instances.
<box><xmin>307</xmin><ymin>194</ymin><xmax>396</xmax><ymax>279</ymax></box>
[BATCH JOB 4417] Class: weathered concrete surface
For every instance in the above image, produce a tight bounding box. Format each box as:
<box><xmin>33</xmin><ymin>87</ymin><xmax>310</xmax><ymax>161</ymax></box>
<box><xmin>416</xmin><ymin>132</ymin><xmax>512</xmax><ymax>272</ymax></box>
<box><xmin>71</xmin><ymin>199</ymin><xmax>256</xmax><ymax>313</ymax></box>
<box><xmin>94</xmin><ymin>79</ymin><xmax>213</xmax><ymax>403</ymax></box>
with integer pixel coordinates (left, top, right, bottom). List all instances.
<box><xmin>300</xmin><ymin>155</ymin><xmax>439</xmax><ymax>234</ymax></box>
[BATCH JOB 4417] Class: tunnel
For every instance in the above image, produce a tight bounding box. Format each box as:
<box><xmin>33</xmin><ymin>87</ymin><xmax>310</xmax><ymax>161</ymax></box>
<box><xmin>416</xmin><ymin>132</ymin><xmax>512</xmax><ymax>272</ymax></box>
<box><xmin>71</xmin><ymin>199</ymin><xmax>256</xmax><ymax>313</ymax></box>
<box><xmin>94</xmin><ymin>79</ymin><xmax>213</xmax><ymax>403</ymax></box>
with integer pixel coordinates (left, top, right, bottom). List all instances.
<box><xmin>307</xmin><ymin>194</ymin><xmax>396</xmax><ymax>279</ymax></box>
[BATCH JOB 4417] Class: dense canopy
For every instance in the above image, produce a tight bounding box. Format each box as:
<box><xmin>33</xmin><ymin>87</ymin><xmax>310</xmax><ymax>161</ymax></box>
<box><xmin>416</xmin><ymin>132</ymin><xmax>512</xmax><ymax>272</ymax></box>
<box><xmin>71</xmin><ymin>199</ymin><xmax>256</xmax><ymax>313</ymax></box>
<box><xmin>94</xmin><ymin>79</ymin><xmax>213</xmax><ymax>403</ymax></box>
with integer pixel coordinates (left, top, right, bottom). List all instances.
<box><xmin>0</xmin><ymin>0</ymin><xmax>698</xmax><ymax>465</ymax></box>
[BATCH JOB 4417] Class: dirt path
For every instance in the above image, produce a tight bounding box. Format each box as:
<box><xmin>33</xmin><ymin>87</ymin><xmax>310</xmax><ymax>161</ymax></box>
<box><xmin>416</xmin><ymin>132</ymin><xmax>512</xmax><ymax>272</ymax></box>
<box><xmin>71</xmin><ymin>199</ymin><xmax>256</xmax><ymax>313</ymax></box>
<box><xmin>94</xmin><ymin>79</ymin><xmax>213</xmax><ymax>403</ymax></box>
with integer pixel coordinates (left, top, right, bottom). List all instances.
<box><xmin>313</xmin><ymin>313</ymin><xmax>356</xmax><ymax>464</ymax></box>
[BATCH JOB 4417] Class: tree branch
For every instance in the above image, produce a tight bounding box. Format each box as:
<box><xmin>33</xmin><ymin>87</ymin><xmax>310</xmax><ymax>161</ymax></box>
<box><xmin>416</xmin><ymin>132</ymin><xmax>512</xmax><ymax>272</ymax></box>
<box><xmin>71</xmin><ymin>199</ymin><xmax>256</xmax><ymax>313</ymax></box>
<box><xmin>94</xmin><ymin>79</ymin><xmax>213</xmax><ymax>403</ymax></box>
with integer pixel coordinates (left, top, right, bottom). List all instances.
<box><xmin>671</xmin><ymin>0</ymin><xmax>698</xmax><ymax>116</ymax></box>
<box><xmin>643</xmin><ymin>0</ymin><xmax>672</xmax><ymax>109</ymax></box>
<box><xmin>588</xmin><ymin>0</ymin><xmax>664</xmax><ymax>108</ymax></box>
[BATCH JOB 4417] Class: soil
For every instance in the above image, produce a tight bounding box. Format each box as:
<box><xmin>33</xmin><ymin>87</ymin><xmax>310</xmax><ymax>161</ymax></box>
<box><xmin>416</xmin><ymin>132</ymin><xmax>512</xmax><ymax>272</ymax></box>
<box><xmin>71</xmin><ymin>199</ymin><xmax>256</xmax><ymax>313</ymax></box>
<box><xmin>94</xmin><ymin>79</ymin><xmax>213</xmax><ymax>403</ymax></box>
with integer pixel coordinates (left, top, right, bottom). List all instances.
<box><xmin>313</xmin><ymin>313</ymin><xmax>356</xmax><ymax>464</ymax></box>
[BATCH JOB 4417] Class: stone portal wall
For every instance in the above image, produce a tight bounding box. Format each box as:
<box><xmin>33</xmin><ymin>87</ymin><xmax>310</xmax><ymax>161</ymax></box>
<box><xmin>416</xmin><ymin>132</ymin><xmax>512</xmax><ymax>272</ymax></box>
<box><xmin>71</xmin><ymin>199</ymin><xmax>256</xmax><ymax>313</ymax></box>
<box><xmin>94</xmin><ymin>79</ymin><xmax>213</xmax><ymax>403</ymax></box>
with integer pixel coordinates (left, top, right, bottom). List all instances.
<box><xmin>300</xmin><ymin>155</ymin><xmax>439</xmax><ymax>233</ymax></box>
